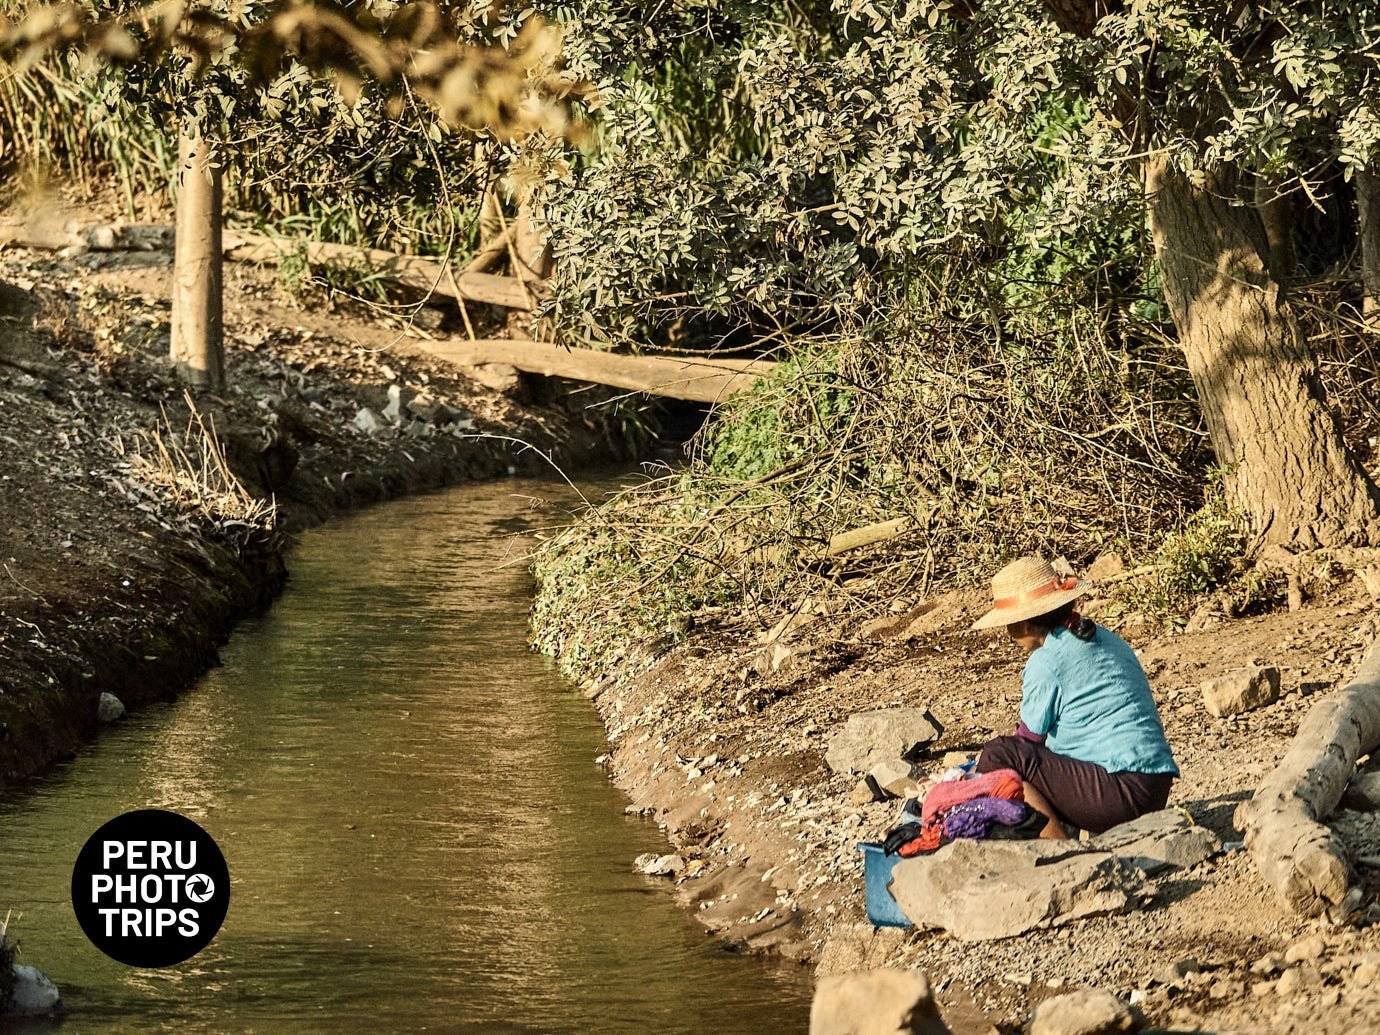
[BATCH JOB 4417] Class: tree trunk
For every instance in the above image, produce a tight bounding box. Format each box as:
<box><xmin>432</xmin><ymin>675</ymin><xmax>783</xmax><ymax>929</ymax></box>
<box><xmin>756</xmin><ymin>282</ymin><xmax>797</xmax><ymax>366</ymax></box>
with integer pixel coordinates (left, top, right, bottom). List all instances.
<box><xmin>170</xmin><ymin>131</ymin><xmax>225</xmax><ymax>392</ymax></box>
<box><xmin>1255</xmin><ymin>176</ymin><xmax>1294</xmax><ymax>283</ymax></box>
<box><xmin>1146</xmin><ymin>157</ymin><xmax>1380</xmax><ymax>548</ymax></box>
<box><xmin>1235</xmin><ymin>636</ymin><xmax>1380</xmax><ymax>916</ymax></box>
<box><xmin>479</xmin><ymin>184</ymin><xmax>504</xmax><ymax>246</ymax></box>
<box><xmin>512</xmin><ymin>197</ymin><xmax>553</xmax><ymax>284</ymax></box>
<box><xmin>1357</xmin><ymin>169</ymin><xmax>1380</xmax><ymax>324</ymax></box>
<box><xmin>506</xmin><ymin>196</ymin><xmax>553</xmax><ymax>340</ymax></box>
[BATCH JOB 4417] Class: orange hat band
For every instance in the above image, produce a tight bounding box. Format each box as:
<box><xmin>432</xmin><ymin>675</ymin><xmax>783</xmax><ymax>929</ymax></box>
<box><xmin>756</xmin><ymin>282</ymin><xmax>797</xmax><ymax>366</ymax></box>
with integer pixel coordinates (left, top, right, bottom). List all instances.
<box><xmin>991</xmin><ymin>575</ymin><xmax>1078</xmax><ymax>610</ymax></box>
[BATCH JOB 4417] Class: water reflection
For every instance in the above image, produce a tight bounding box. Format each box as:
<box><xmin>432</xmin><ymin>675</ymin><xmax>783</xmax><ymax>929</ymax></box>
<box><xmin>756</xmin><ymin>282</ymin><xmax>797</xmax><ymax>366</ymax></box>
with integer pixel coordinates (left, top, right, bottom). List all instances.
<box><xmin>0</xmin><ymin>477</ymin><xmax>812</xmax><ymax>1033</ymax></box>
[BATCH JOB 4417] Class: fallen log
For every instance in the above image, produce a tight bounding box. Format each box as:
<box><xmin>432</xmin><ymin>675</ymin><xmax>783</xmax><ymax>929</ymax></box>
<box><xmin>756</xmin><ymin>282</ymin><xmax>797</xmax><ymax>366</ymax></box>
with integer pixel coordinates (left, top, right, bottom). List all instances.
<box><xmin>826</xmin><ymin>517</ymin><xmax>911</xmax><ymax>558</ymax></box>
<box><xmin>2</xmin><ymin>218</ymin><xmax>537</xmax><ymax>310</ymax></box>
<box><xmin>1235</xmin><ymin>636</ymin><xmax>1380</xmax><ymax>916</ymax></box>
<box><xmin>404</xmin><ymin>337</ymin><xmax>775</xmax><ymax>404</ymax></box>
<box><xmin>221</xmin><ymin>231</ymin><xmax>537</xmax><ymax>311</ymax></box>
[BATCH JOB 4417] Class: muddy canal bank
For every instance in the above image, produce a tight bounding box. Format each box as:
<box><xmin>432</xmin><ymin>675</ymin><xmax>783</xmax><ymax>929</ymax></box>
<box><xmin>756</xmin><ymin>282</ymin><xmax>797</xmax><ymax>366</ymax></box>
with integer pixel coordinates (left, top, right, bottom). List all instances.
<box><xmin>559</xmin><ymin>572</ymin><xmax>1380</xmax><ymax>1033</ymax></box>
<box><xmin>0</xmin><ymin>246</ymin><xmax>637</xmax><ymax>791</ymax></box>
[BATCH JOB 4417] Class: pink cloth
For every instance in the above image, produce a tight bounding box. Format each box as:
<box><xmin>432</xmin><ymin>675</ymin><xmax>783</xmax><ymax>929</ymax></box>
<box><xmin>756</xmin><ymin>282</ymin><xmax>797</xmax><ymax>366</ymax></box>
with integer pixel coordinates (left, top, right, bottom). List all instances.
<box><xmin>920</xmin><ymin>768</ymin><xmax>1024</xmax><ymax>825</ymax></box>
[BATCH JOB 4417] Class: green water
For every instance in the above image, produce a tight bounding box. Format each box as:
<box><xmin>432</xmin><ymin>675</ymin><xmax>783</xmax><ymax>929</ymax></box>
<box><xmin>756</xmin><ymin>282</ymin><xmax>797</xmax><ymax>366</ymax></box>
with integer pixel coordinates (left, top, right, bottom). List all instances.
<box><xmin>0</xmin><ymin>477</ymin><xmax>812</xmax><ymax>1033</ymax></box>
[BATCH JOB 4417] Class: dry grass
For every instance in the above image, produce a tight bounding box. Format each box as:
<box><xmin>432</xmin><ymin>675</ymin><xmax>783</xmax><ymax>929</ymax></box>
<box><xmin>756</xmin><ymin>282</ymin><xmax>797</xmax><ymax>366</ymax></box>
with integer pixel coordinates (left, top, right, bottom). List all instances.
<box><xmin>111</xmin><ymin>395</ymin><xmax>277</xmax><ymax>547</ymax></box>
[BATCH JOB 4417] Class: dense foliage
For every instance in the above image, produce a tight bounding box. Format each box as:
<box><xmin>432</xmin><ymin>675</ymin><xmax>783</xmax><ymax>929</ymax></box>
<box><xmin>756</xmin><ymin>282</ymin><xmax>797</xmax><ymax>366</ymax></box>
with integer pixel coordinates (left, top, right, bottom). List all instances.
<box><xmin>5</xmin><ymin>1</ymin><xmax>1380</xmax><ymax>666</ymax></box>
<box><xmin>532</xmin><ymin>0</ymin><xmax>1380</xmax><ymax>673</ymax></box>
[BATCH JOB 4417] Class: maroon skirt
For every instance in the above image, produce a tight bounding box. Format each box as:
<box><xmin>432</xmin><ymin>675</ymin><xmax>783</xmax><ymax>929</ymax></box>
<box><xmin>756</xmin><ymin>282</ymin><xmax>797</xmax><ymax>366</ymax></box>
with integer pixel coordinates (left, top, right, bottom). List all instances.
<box><xmin>976</xmin><ymin>735</ymin><xmax>1174</xmax><ymax>834</ymax></box>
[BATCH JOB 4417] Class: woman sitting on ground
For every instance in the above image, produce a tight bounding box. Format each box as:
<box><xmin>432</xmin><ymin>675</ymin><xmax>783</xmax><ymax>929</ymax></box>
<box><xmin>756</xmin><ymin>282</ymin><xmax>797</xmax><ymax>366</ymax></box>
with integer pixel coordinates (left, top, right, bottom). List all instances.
<box><xmin>972</xmin><ymin>556</ymin><xmax>1178</xmax><ymax>839</ymax></box>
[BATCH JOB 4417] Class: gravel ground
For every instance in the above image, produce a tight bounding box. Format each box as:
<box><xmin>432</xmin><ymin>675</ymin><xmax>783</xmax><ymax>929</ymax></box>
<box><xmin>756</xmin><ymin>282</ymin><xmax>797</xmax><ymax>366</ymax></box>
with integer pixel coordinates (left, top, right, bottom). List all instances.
<box><xmin>583</xmin><ymin>576</ymin><xmax>1380</xmax><ymax>1032</ymax></box>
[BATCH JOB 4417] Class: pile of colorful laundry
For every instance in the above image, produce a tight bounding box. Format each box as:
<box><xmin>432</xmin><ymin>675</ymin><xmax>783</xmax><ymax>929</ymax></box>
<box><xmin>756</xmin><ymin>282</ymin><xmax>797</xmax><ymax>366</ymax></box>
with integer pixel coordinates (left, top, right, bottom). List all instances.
<box><xmin>882</xmin><ymin>762</ymin><xmax>1043</xmax><ymax>857</ymax></box>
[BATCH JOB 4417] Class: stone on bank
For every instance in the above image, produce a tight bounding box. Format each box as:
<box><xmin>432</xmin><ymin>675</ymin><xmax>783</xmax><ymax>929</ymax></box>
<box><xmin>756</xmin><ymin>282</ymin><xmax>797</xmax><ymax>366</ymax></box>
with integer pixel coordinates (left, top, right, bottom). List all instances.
<box><xmin>97</xmin><ymin>691</ymin><xmax>126</xmax><ymax>722</ymax></box>
<box><xmin>1029</xmin><ymin>989</ymin><xmax>1141</xmax><ymax>1035</ymax></box>
<box><xmin>809</xmin><ymin>968</ymin><xmax>950</xmax><ymax>1035</ymax></box>
<box><xmin>6</xmin><ymin>964</ymin><xmax>61</xmax><ymax>1017</ymax></box>
<box><xmin>825</xmin><ymin>709</ymin><xmax>943</xmax><ymax>774</ymax></box>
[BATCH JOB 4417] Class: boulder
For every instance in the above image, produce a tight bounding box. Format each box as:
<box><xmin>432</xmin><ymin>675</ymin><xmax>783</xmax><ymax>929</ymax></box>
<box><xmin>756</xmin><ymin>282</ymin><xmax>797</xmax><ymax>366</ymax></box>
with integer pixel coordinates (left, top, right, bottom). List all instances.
<box><xmin>1151</xmin><ymin>958</ymin><xmax>1200</xmax><ymax>988</ymax></box>
<box><xmin>634</xmin><ymin>853</ymin><xmax>685</xmax><ymax>877</ymax></box>
<box><xmin>1201</xmin><ymin>665</ymin><xmax>1280</xmax><ymax>717</ymax></box>
<box><xmin>1086</xmin><ymin>553</ymin><xmax>1126</xmax><ymax>580</ymax></box>
<box><xmin>1358</xmin><ymin>564</ymin><xmax>1380</xmax><ymax>602</ymax></box>
<box><xmin>825</xmin><ymin>709</ymin><xmax>943</xmax><ymax>775</ymax></box>
<box><xmin>754</xmin><ymin>641</ymin><xmax>807</xmax><ymax>677</ymax></box>
<box><xmin>1275</xmin><ymin>965</ymin><xmax>1321</xmax><ymax>996</ymax></box>
<box><xmin>352</xmin><ymin>407</ymin><xmax>387</xmax><ymax>435</ymax></box>
<box><xmin>868</xmin><ymin>759</ymin><xmax>918</xmax><ymax>798</ymax></box>
<box><xmin>1283</xmin><ymin>933</ymin><xmax>1326</xmax><ymax>965</ymax></box>
<box><xmin>810</xmin><ymin>968</ymin><xmax>950</xmax><ymax>1035</ymax></box>
<box><xmin>888</xmin><ymin>840</ymin><xmax>1146</xmax><ymax>942</ymax></box>
<box><xmin>1029</xmin><ymin>989</ymin><xmax>1140</xmax><ymax>1035</ymax></box>
<box><xmin>6</xmin><ymin>965</ymin><xmax>60</xmax><ymax>1017</ymax></box>
<box><xmin>1085</xmin><ymin>809</ymin><xmax>1220</xmax><ymax>874</ymax></box>
<box><xmin>466</xmin><ymin>362</ymin><xmax>520</xmax><ymax>393</ymax></box>
<box><xmin>96</xmin><ymin>692</ymin><xmax>125</xmax><ymax>723</ymax></box>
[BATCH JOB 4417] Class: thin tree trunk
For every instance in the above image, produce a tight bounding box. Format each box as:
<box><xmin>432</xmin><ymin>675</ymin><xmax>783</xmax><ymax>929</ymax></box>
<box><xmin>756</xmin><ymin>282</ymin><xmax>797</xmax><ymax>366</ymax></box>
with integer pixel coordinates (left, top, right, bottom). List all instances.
<box><xmin>1146</xmin><ymin>157</ymin><xmax>1380</xmax><ymax>548</ymax></box>
<box><xmin>1255</xmin><ymin>176</ymin><xmax>1294</xmax><ymax>283</ymax></box>
<box><xmin>506</xmin><ymin>196</ymin><xmax>553</xmax><ymax>341</ymax></box>
<box><xmin>512</xmin><ymin>197</ymin><xmax>553</xmax><ymax>283</ymax></box>
<box><xmin>171</xmin><ymin>131</ymin><xmax>224</xmax><ymax>391</ymax></box>
<box><xmin>479</xmin><ymin>185</ymin><xmax>504</xmax><ymax>249</ymax></box>
<box><xmin>1357</xmin><ymin>169</ymin><xmax>1380</xmax><ymax>324</ymax></box>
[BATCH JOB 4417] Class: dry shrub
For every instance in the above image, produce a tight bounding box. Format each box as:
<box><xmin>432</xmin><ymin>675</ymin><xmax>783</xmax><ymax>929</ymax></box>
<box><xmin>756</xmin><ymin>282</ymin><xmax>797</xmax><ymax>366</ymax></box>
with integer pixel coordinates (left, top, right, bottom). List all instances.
<box><xmin>111</xmin><ymin>396</ymin><xmax>278</xmax><ymax>549</ymax></box>
<box><xmin>532</xmin><ymin>297</ymin><xmax>1208</xmax><ymax>680</ymax></box>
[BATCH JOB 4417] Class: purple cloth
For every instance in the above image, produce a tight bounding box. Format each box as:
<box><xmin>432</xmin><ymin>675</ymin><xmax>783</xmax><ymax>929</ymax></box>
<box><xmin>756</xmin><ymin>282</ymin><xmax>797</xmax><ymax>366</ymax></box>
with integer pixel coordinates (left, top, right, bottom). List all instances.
<box><xmin>1016</xmin><ymin>720</ymin><xmax>1046</xmax><ymax>745</ymax></box>
<box><xmin>940</xmin><ymin>796</ymin><xmax>1032</xmax><ymax>840</ymax></box>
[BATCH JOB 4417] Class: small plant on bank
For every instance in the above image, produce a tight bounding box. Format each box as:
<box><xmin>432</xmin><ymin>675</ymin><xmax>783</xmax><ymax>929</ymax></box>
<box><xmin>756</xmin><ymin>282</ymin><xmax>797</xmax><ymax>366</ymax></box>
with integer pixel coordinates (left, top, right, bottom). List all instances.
<box><xmin>1133</xmin><ymin>479</ymin><xmax>1285</xmax><ymax>628</ymax></box>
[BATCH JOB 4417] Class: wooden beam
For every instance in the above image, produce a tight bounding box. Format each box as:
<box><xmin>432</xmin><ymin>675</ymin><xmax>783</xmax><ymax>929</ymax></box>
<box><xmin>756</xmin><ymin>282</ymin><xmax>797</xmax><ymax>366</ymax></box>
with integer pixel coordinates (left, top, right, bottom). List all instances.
<box><xmin>406</xmin><ymin>337</ymin><xmax>776</xmax><ymax>404</ymax></box>
<box><xmin>221</xmin><ymin>231</ymin><xmax>538</xmax><ymax>310</ymax></box>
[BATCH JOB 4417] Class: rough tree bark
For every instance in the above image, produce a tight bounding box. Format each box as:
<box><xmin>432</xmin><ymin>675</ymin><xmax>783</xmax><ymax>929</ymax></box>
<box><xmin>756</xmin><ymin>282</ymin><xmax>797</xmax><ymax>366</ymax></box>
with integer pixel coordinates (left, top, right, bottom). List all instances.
<box><xmin>1356</xmin><ymin>169</ymin><xmax>1380</xmax><ymax>323</ymax></box>
<box><xmin>170</xmin><ymin>131</ymin><xmax>225</xmax><ymax>391</ymax></box>
<box><xmin>1255</xmin><ymin>176</ymin><xmax>1294</xmax><ymax>282</ymax></box>
<box><xmin>1235</xmin><ymin>637</ymin><xmax>1380</xmax><ymax>916</ymax></box>
<box><xmin>1031</xmin><ymin>0</ymin><xmax>1380</xmax><ymax>548</ymax></box>
<box><xmin>1146</xmin><ymin>158</ymin><xmax>1380</xmax><ymax>548</ymax></box>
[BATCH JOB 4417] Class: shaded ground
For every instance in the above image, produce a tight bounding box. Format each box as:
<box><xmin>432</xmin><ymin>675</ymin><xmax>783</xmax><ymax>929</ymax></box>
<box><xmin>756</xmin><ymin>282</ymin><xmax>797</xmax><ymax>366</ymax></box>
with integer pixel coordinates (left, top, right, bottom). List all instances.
<box><xmin>583</xmin><ymin>565</ymin><xmax>1380</xmax><ymax>1032</ymax></box>
<box><xmin>0</xmin><ymin>215</ymin><xmax>632</xmax><ymax>789</ymax></box>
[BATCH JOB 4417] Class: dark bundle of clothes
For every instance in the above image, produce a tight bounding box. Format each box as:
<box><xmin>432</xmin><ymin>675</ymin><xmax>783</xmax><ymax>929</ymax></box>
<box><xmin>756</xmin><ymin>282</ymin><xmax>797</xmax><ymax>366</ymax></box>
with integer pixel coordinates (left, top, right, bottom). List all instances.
<box><xmin>882</xmin><ymin>766</ymin><xmax>1044</xmax><ymax>857</ymax></box>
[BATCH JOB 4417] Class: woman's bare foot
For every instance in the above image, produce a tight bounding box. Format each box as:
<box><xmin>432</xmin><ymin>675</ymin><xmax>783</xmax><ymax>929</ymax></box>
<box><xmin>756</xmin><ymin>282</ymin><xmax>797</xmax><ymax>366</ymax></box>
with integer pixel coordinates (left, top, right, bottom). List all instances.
<box><xmin>1021</xmin><ymin>781</ymin><xmax>1072</xmax><ymax>839</ymax></box>
<box><xmin>1038</xmin><ymin>816</ymin><xmax>1071</xmax><ymax>839</ymax></box>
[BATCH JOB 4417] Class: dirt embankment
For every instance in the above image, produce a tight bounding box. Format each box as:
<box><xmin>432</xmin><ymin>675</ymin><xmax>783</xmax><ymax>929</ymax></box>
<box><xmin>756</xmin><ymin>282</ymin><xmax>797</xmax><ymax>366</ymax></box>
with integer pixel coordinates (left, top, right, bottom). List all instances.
<box><xmin>576</xmin><ymin>571</ymin><xmax>1380</xmax><ymax>1033</ymax></box>
<box><xmin>0</xmin><ymin>238</ymin><xmax>633</xmax><ymax>792</ymax></box>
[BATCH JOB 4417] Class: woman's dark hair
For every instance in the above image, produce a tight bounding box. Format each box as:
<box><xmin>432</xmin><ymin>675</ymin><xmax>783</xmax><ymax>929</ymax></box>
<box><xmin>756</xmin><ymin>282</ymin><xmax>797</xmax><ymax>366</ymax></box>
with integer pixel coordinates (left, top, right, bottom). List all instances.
<box><xmin>1028</xmin><ymin>600</ymin><xmax>1096</xmax><ymax>641</ymax></box>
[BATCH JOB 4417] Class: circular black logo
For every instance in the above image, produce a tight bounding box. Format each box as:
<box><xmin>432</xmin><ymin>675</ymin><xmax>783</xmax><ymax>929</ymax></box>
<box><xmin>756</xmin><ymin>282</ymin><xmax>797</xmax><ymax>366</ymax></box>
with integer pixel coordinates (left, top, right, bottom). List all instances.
<box><xmin>71</xmin><ymin>809</ymin><xmax>230</xmax><ymax>967</ymax></box>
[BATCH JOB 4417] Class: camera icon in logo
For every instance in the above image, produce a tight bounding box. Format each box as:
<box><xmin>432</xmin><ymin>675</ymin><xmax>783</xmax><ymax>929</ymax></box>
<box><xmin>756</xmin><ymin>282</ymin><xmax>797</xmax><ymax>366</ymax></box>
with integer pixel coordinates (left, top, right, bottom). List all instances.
<box><xmin>184</xmin><ymin>874</ymin><xmax>216</xmax><ymax>904</ymax></box>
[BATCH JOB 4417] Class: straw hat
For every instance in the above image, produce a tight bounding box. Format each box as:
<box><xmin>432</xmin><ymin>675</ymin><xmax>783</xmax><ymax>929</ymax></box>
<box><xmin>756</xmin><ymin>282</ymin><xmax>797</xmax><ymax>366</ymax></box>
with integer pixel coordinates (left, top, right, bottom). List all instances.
<box><xmin>971</xmin><ymin>556</ymin><xmax>1091</xmax><ymax>630</ymax></box>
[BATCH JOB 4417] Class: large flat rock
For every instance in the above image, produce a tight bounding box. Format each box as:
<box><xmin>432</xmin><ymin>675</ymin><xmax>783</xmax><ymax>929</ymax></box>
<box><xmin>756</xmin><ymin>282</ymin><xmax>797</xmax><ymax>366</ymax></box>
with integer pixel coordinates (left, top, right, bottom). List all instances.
<box><xmin>887</xmin><ymin>811</ymin><xmax>1219</xmax><ymax>940</ymax></box>
<box><xmin>810</xmin><ymin>967</ymin><xmax>950</xmax><ymax>1034</ymax></box>
<box><xmin>1083</xmin><ymin>808</ymin><xmax>1220</xmax><ymax>874</ymax></box>
<box><xmin>889</xmin><ymin>840</ymin><xmax>1147</xmax><ymax>941</ymax></box>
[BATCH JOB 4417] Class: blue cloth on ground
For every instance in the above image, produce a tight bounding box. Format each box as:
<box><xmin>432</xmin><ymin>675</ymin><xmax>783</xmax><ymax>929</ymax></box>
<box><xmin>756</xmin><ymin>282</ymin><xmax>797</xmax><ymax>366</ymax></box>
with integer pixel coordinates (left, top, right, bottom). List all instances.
<box><xmin>1019</xmin><ymin>624</ymin><xmax>1179</xmax><ymax>776</ymax></box>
